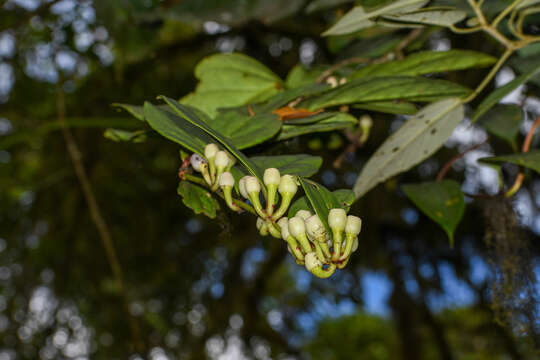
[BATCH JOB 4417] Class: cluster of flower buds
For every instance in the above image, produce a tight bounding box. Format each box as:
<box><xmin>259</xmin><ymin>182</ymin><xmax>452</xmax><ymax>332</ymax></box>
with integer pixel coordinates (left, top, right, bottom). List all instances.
<box><xmin>277</xmin><ymin>209</ymin><xmax>361</xmax><ymax>278</ymax></box>
<box><xmin>189</xmin><ymin>143</ymin><xmax>362</xmax><ymax>279</ymax></box>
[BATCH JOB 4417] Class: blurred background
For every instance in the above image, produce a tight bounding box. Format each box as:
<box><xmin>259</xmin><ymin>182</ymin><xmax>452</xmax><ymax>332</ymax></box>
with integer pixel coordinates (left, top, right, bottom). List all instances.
<box><xmin>1</xmin><ymin>0</ymin><xmax>539</xmax><ymax>359</ymax></box>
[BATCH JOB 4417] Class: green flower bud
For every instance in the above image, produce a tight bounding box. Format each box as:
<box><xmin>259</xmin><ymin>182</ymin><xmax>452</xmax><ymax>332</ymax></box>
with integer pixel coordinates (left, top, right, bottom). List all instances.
<box><xmin>304</xmin><ymin>253</ymin><xmax>337</xmax><ymax>278</ymax></box>
<box><xmin>215</xmin><ymin>151</ymin><xmax>230</xmax><ymax>170</ymax></box>
<box><xmin>190</xmin><ymin>154</ymin><xmax>205</xmax><ymax>172</ymax></box>
<box><xmin>219</xmin><ymin>172</ymin><xmax>240</xmax><ymax>212</ymax></box>
<box><xmin>295</xmin><ymin>210</ymin><xmax>312</xmax><ymax>221</ymax></box>
<box><xmin>339</xmin><ymin>215</ymin><xmax>362</xmax><ymax>261</ymax></box>
<box><xmin>264</xmin><ymin>168</ymin><xmax>280</xmax><ymax>215</ymax></box>
<box><xmin>271</xmin><ymin>175</ymin><xmax>298</xmax><ymax>221</ymax></box>
<box><xmin>329</xmin><ymin>208</ymin><xmax>347</xmax><ymax>261</ymax></box>
<box><xmin>278</xmin><ymin>217</ymin><xmax>304</xmax><ymax>261</ymax></box>
<box><xmin>204</xmin><ymin>143</ymin><xmax>219</xmax><ymax>160</ymax></box>
<box><xmin>306</xmin><ymin>214</ymin><xmax>331</xmax><ymax>259</ymax></box>
<box><xmin>277</xmin><ymin>218</ymin><xmax>290</xmax><ymax>241</ymax></box>
<box><xmin>245</xmin><ymin>176</ymin><xmax>265</xmax><ymax>218</ymax></box>
<box><xmin>288</xmin><ymin>216</ymin><xmax>312</xmax><ymax>254</ymax></box>
<box><xmin>256</xmin><ymin>217</ymin><xmax>268</xmax><ymax>236</ymax></box>
<box><xmin>304</xmin><ymin>252</ymin><xmax>322</xmax><ymax>272</ymax></box>
<box><xmin>238</xmin><ymin>176</ymin><xmax>249</xmax><ymax>199</ymax></box>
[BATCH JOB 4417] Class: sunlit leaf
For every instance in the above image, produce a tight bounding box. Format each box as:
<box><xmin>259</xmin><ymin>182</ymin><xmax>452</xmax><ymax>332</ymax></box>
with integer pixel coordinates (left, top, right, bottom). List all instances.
<box><xmin>177</xmin><ymin>181</ymin><xmax>220</xmax><ymax>218</ymax></box>
<box><xmin>472</xmin><ymin>59</ymin><xmax>540</xmax><ymax>122</ymax></box>
<box><xmin>402</xmin><ymin>180</ymin><xmax>465</xmax><ymax>246</ymax></box>
<box><xmin>180</xmin><ymin>53</ymin><xmax>284</xmax><ymax>117</ymax></box>
<box><xmin>301</xmin><ymin>76</ymin><xmax>470</xmax><ymax>110</ymax></box>
<box><xmin>382</xmin><ymin>7</ymin><xmax>466</xmax><ymax>26</ymax></box>
<box><xmin>353</xmin><ymin>98</ymin><xmax>464</xmax><ymax>198</ymax></box>
<box><xmin>323</xmin><ymin>0</ymin><xmax>429</xmax><ymax>35</ymax></box>
<box><xmin>478</xmin><ymin>151</ymin><xmax>540</xmax><ymax>173</ymax></box>
<box><xmin>477</xmin><ymin>104</ymin><xmax>522</xmax><ymax>149</ymax></box>
<box><xmin>350</xmin><ymin>50</ymin><xmax>496</xmax><ymax>79</ymax></box>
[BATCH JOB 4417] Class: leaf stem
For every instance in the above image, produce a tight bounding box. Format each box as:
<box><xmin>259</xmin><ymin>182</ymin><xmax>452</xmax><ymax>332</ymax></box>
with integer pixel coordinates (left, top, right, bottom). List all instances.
<box><xmin>436</xmin><ymin>139</ymin><xmax>489</xmax><ymax>182</ymax></box>
<box><xmin>505</xmin><ymin>114</ymin><xmax>540</xmax><ymax>197</ymax></box>
<box><xmin>462</xmin><ymin>47</ymin><xmax>514</xmax><ymax>104</ymax></box>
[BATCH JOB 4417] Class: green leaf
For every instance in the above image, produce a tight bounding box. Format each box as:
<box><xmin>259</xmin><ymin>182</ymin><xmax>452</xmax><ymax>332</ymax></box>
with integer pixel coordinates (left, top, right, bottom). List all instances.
<box><xmin>382</xmin><ymin>7</ymin><xmax>466</xmax><ymax>26</ymax></box>
<box><xmin>160</xmin><ymin>96</ymin><xmax>266</xmax><ymax>189</ymax></box>
<box><xmin>301</xmin><ymin>76</ymin><xmax>470</xmax><ymax>111</ymax></box>
<box><xmin>143</xmin><ymin>102</ymin><xmax>213</xmax><ymax>155</ymax></box>
<box><xmin>177</xmin><ymin>181</ymin><xmax>220</xmax><ymax>218</ymax></box>
<box><xmin>251</xmin><ymin>83</ymin><xmax>330</xmax><ymax>113</ymax></box>
<box><xmin>180</xmin><ymin>53</ymin><xmax>283</xmax><ymax>117</ymax></box>
<box><xmin>402</xmin><ymin>180</ymin><xmax>465</xmax><ymax>246</ymax></box>
<box><xmin>277</xmin><ymin>112</ymin><xmax>357</xmax><ymax>140</ymax></box>
<box><xmin>103</xmin><ymin>128</ymin><xmax>147</xmax><ymax>143</ymax></box>
<box><xmin>288</xmin><ymin>189</ymin><xmax>355</xmax><ymax>218</ymax></box>
<box><xmin>282</xmin><ymin>112</ymin><xmax>336</xmax><ymax>125</ymax></box>
<box><xmin>517</xmin><ymin>0</ymin><xmax>540</xmax><ymax>10</ymax></box>
<box><xmin>350</xmin><ymin>50</ymin><xmax>496</xmax><ymax>80</ymax></box>
<box><xmin>477</xmin><ymin>104</ymin><xmax>523</xmax><ymax>149</ymax></box>
<box><xmin>354</xmin><ymin>98</ymin><xmax>464</xmax><ymax>198</ymax></box>
<box><xmin>112</xmin><ymin>103</ymin><xmax>145</xmax><ymax>121</ymax></box>
<box><xmin>285</xmin><ymin>64</ymin><xmax>327</xmax><ymax>89</ymax></box>
<box><xmin>297</xmin><ymin>178</ymin><xmax>343</xmax><ymax>233</ymax></box>
<box><xmin>478</xmin><ymin>151</ymin><xmax>540</xmax><ymax>173</ymax></box>
<box><xmin>323</xmin><ymin>0</ymin><xmax>429</xmax><ymax>36</ymax></box>
<box><xmin>210</xmin><ymin>111</ymin><xmax>281</xmax><ymax>149</ymax></box>
<box><xmin>234</xmin><ymin>154</ymin><xmax>323</xmax><ymax>178</ymax></box>
<box><xmin>353</xmin><ymin>101</ymin><xmax>418</xmax><ymax>115</ymax></box>
<box><xmin>472</xmin><ymin>59</ymin><xmax>540</xmax><ymax>122</ymax></box>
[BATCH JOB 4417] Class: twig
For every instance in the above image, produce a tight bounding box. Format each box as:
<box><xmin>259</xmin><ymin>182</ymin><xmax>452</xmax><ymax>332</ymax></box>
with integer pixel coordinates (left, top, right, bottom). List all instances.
<box><xmin>436</xmin><ymin>139</ymin><xmax>489</xmax><ymax>181</ymax></box>
<box><xmin>505</xmin><ymin>114</ymin><xmax>540</xmax><ymax>197</ymax></box>
<box><xmin>56</xmin><ymin>84</ymin><xmax>143</xmax><ymax>352</ymax></box>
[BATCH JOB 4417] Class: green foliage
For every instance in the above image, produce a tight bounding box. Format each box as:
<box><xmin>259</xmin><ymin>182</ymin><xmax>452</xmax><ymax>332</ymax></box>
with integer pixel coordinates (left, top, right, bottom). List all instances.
<box><xmin>472</xmin><ymin>59</ymin><xmax>540</xmax><ymax>122</ymax></box>
<box><xmin>354</xmin><ymin>98</ymin><xmax>464</xmax><ymax>198</ymax></box>
<box><xmin>234</xmin><ymin>155</ymin><xmax>323</xmax><ymax>178</ymax></box>
<box><xmin>402</xmin><ymin>180</ymin><xmax>465</xmax><ymax>245</ymax></box>
<box><xmin>278</xmin><ymin>112</ymin><xmax>357</xmax><ymax>140</ymax></box>
<box><xmin>350</xmin><ymin>50</ymin><xmax>496</xmax><ymax>79</ymax></box>
<box><xmin>477</xmin><ymin>105</ymin><xmax>523</xmax><ymax>149</ymax></box>
<box><xmin>479</xmin><ymin>151</ymin><xmax>540</xmax><ymax>173</ymax></box>
<box><xmin>180</xmin><ymin>53</ymin><xmax>283</xmax><ymax>117</ymax></box>
<box><xmin>297</xmin><ymin>178</ymin><xmax>344</xmax><ymax>233</ymax></box>
<box><xmin>301</xmin><ymin>76</ymin><xmax>470</xmax><ymax>110</ymax></box>
<box><xmin>382</xmin><ymin>7</ymin><xmax>467</xmax><ymax>27</ymax></box>
<box><xmin>177</xmin><ymin>181</ymin><xmax>220</xmax><ymax>218</ymax></box>
<box><xmin>288</xmin><ymin>189</ymin><xmax>355</xmax><ymax>217</ymax></box>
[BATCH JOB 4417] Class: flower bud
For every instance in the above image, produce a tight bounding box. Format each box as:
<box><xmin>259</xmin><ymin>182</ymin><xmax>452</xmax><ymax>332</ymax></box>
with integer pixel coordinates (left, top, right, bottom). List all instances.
<box><xmin>326</xmin><ymin>76</ymin><xmax>338</xmax><ymax>88</ymax></box>
<box><xmin>277</xmin><ymin>218</ymin><xmax>290</xmax><ymax>241</ymax></box>
<box><xmin>345</xmin><ymin>215</ymin><xmax>362</xmax><ymax>236</ymax></box>
<box><xmin>295</xmin><ymin>210</ymin><xmax>311</xmax><ymax>220</ymax></box>
<box><xmin>245</xmin><ymin>176</ymin><xmax>261</xmax><ymax>194</ymax></box>
<box><xmin>204</xmin><ymin>143</ymin><xmax>219</xmax><ymax>160</ymax></box>
<box><xmin>256</xmin><ymin>217</ymin><xmax>264</xmax><ymax>230</ymax></box>
<box><xmin>352</xmin><ymin>237</ymin><xmax>359</xmax><ymax>252</ymax></box>
<box><xmin>263</xmin><ymin>168</ymin><xmax>280</xmax><ymax>186</ymax></box>
<box><xmin>218</xmin><ymin>172</ymin><xmax>235</xmax><ymax>188</ymax></box>
<box><xmin>278</xmin><ymin>175</ymin><xmax>298</xmax><ymax>195</ymax></box>
<box><xmin>215</xmin><ymin>151</ymin><xmax>230</xmax><ymax>169</ymax></box>
<box><xmin>328</xmin><ymin>208</ymin><xmax>347</xmax><ymax>231</ymax></box>
<box><xmin>305</xmin><ymin>215</ymin><xmax>326</xmax><ymax>241</ymax></box>
<box><xmin>238</xmin><ymin>176</ymin><xmax>249</xmax><ymax>199</ymax></box>
<box><xmin>288</xmin><ymin>216</ymin><xmax>306</xmax><ymax>240</ymax></box>
<box><xmin>190</xmin><ymin>154</ymin><xmax>205</xmax><ymax>172</ymax></box>
<box><xmin>304</xmin><ymin>252</ymin><xmax>322</xmax><ymax>272</ymax></box>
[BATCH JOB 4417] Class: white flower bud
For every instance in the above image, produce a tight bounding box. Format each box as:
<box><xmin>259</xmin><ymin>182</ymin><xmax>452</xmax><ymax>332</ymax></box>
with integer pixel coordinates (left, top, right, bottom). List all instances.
<box><xmin>277</xmin><ymin>218</ymin><xmax>290</xmax><ymax>241</ymax></box>
<box><xmin>218</xmin><ymin>172</ymin><xmax>235</xmax><ymax>188</ymax></box>
<box><xmin>263</xmin><ymin>168</ymin><xmax>281</xmax><ymax>186</ymax></box>
<box><xmin>245</xmin><ymin>176</ymin><xmax>261</xmax><ymax>194</ymax></box>
<box><xmin>190</xmin><ymin>154</ymin><xmax>205</xmax><ymax>172</ymax></box>
<box><xmin>238</xmin><ymin>176</ymin><xmax>249</xmax><ymax>199</ymax></box>
<box><xmin>339</xmin><ymin>77</ymin><xmax>347</xmax><ymax>85</ymax></box>
<box><xmin>345</xmin><ymin>215</ymin><xmax>362</xmax><ymax>236</ymax></box>
<box><xmin>304</xmin><ymin>252</ymin><xmax>322</xmax><ymax>271</ymax></box>
<box><xmin>360</xmin><ymin>115</ymin><xmax>373</xmax><ymax>130</ymax></box>
<box><xmin>215</xmin><ymin>151</ymin><xmax>230</xmax><ymax>169</ymax></box>
<box><xmin>288</xmin><ymin>216</ymin><xmax>306</xmax><ymax>239</ymax></box>
<box><xmin>204</xmin><ymin>143</ymin><xmax>219</xmax><ymax>159</ymax></box>
<box><xmin>305</xmin><ymin>215</ymin><xmax>326</xmax><ymax>241</ymax></box>
<box><xmin>295</xmin><ymin>210</ymin><xmax>311</xmax><ymax>220</ymax></box>
<box><xmin>278</xmin><ymin>175</ymin><xmax>298</xmax><ymax>195</ymax></box>
<box><xmin>326</xmin><ymin>76</ymin><xmax>338</xmax><ymax>88</ymax></box>
<box><xmin>328</xmin><ymin>208</ymin><xmax>347</xmax><ymax>231</ymax></box>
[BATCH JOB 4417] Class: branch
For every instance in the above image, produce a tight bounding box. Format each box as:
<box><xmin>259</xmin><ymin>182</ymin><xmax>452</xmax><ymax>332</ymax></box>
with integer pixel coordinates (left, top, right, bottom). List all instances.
<box><xmin>437</xmin><ymin>139</ymin><xmax>489</xmax><ymax>182</ymax></box>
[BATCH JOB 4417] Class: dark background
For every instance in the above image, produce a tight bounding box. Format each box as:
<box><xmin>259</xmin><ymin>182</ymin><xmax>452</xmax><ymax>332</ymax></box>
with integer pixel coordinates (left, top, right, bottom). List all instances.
<box><xmin>0</xmin><ymin>0</ymin><xmax>539</xmax><ymax>359</ymax></box>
